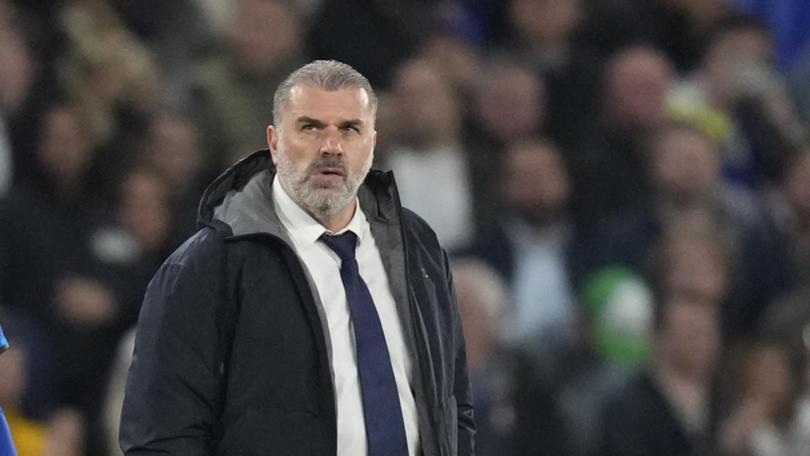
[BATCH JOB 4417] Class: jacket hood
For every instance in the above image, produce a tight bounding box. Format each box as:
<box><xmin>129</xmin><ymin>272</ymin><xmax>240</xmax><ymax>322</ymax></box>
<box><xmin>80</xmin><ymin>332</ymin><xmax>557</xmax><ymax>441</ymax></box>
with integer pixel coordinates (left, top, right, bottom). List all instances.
<box><xmin>197</xmin><ymin>150</ymin><xmax>401</xmax><ymax>237</ymax></box>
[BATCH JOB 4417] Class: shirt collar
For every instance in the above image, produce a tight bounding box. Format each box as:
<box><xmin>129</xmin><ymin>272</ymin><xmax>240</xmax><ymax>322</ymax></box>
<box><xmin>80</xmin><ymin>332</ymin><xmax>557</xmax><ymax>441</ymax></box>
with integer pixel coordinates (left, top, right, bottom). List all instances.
<box><xmin>272</xmin><ymin>175</ymin><xmax>368</xmax><ymax>246</ymax></box>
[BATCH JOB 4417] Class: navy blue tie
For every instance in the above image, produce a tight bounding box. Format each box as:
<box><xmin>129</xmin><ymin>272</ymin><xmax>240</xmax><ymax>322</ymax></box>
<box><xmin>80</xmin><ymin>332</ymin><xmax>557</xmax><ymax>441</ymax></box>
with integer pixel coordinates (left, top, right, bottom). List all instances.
<box><xmin>321</xmin><ymin>232</ymin><xmax>409</xmax><ymax>456</ymax></box>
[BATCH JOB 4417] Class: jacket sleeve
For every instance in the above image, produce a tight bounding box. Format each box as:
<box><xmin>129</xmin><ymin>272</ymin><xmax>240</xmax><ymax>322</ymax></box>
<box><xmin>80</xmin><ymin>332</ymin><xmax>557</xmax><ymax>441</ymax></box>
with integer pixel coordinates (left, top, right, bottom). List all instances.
<box><xmin>120</xmin><ymin>235</ymin><xmax>226</xmax><ymax>455</ymax></box>
<box><xmin>445</xmin><ymin>250</ymin><xmax>475</xmax><ymax>455</ymax></box>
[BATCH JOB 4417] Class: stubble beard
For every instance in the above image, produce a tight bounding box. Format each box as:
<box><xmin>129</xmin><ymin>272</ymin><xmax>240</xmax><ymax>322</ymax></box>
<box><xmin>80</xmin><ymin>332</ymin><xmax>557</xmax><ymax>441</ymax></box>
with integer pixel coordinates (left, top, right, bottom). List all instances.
<box><xmin>276</xmin><ymin>147</ymin><xmax>374</xmax><ymax>223</ymax></box>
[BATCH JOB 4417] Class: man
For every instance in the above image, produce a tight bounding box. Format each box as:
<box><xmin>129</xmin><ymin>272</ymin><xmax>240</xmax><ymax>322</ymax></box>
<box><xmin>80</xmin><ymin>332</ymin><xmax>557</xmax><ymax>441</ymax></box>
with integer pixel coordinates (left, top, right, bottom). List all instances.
<box><xmin>120</xmin><ymin>60</ymin><xmax>474</xmax><ymax>455</ymax></box>
<box><xmin>0</xmin><ymin>323</ymin><xmax>17</xmax><ymax>455</ymax></box>
<box><xmin>599</xmin><ymin>293</ymin><xmax>722</xmax><ymax>456</ymax></box>
<box><xmin>460</xmin><ymin>138</ymin><xmax>579</xmax><ymax>357</ymax></box>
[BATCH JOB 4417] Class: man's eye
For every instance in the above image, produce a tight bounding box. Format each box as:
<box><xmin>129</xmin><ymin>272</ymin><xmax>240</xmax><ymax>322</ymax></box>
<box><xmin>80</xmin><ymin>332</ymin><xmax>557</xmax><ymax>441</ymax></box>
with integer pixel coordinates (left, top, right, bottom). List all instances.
<box><xmin>301</xmin><ymin>124</ymin><xmax>318</xmax><ymax>131</ymax></box>
<box><xmin>342</xmin><ymin>125</ymin><xmax>360</xmax><ymax>133</ymax></box>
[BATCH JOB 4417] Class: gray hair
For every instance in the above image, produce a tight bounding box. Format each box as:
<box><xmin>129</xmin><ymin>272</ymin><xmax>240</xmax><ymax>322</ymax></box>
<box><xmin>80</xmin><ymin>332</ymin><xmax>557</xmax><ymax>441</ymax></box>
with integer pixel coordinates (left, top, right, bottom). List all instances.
<box><xmin>272</xmin><ymin>60</ymin><xmax>378</xmax><ymax>126</ymax></box>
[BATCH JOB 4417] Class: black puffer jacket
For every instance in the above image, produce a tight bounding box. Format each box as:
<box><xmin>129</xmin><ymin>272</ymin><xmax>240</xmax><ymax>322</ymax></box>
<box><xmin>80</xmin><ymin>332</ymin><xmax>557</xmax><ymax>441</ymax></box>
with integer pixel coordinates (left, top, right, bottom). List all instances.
<box><xmin>120</xmin><ymin>151</ymin><xmax>474</xmax><ymax>455</ymax></box>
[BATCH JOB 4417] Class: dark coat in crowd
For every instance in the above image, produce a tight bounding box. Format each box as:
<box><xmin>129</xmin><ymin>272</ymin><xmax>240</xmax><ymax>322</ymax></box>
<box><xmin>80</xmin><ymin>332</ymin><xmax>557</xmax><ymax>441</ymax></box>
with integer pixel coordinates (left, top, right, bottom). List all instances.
<box><xmin>599</xmin><ymin>371</ymin><xmax>719</xmax><ymax>456</ymax></box>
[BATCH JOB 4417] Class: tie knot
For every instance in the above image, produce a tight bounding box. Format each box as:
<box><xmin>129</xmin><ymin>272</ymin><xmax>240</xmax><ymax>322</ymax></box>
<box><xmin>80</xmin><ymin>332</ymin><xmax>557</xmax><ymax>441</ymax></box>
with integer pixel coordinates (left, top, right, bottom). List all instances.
<box><xmin>320</xmin><ymin>231</ymin><xmax>358</xmax><ymax>262</ymax></box>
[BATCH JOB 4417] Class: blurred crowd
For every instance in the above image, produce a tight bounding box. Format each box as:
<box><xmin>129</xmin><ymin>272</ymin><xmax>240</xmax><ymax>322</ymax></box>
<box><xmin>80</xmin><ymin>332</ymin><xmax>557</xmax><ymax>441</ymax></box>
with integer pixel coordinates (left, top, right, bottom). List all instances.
<box><xmin>1</xmin><ymin>0</ymin><xmax>810</xmax><ymax>455</ymax></box>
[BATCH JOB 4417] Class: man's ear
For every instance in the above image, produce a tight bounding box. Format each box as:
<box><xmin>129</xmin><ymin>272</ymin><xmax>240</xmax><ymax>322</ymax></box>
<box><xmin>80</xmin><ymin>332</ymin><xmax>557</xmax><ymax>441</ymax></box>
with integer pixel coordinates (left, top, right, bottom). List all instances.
<box><xmin>267</xmin><ymin>125</ymin><xmax>279</xmax><ymax>164</ymax></box>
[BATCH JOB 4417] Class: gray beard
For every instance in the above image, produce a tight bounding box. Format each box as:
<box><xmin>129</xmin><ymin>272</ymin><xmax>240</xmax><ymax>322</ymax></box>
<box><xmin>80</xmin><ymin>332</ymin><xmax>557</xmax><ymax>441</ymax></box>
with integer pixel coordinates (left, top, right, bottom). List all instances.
<box><xmin>276</xmin><ymin>149</ymin><xmax>373</xmax><ymax>223</ymax></box>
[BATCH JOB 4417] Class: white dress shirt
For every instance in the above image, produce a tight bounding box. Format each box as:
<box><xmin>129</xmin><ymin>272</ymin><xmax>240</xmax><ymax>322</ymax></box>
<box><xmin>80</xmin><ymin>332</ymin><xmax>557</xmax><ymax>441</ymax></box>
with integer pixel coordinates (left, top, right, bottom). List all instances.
<box><xmin>272</xmin><ymin>176</ymin><xmax>420</xmax><ymax>456</ymax></box>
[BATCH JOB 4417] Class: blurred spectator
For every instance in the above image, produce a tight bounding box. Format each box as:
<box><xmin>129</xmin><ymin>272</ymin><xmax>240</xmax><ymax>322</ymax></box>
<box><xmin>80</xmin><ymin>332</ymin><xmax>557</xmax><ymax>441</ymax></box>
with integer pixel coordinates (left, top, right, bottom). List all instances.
<box><xmin>718</xmin><ymin>339</ymin><xmax>810</xmax><ymax>456</ymax></box>
<box><xmin>0</xmin><ymin>103</ymin><xmax>140</xmax><ymax>455</ymax></box>
<box><xmin>580</xmin><ymin>121</ymin><xmax>789</xmax><ymax>334</ymax></box>
<box><xmin>112</xmin><ymin>167</ymin><xmax>176</xmax><ymax>326</ymax></box>
<box><xmin>452</xmin><ymin>257</ymin><xmax>570</xmax><ymax>456</ymax></box>
<box><xmin>647</xmin><ymin>220</ymin><xmax>734</xmax><ymax>315</ymax></box>
<box><xmin>191</xmin><ymin>0</ymin><xmax>306</xmax><ymax>167</ymax></box>
<box><xmin>0</xmin><ymin>9</ymin><xmax>37</xmax><ymax>195</ymax></box>
<box><xmin>647</xmin><ymin>123</ymin><xmax>761</xmax><ymax>232</ymax></box>
<box><xmin>766</xmin><ymin>149</ymin><xmax>810</xmax><ymax>293</ymax></box>
<box><xmin>460</xmin><ymin>138</ymin><xmax>584</xmax><ymax>361</ymax></box>
<box><xmin>307</xmin><ymin>0</ymin><xmax>431</xmax><ymax>87</ymax></box>
<box><xmin>557</xmin><ymin>267</ymin><xmax>653</xmax><ymax>456</ymax></box>
<box><xmin>499</xmin><ymin>0</ymin><xmax>602</xmax><ymax>147</ymax></box>
<box><xmin>420</xmin><ymin>31</ymin><xmax>483</xmax><ymax>98</ymax></box>
<box><xmin>108</xmin><ymin>0</ymin><xmax>211</xmax><ymax>88</ymax></box>
<box><xmin>464</xmin><ymin>58</ymin><xmax>546</xmax><ymax>227</ymax></box>
<box><xmin>57</xmin><ymin>0</ymin><xmax>162</xmax><ymax>150</ymax></box>
<box><xmin>141</xmin><ymin>111</ymin><xmax>207</xmax><ymax>238</ymax></box>
<box><xmin>0</xmin><ymin>21</ymin><xmax>33</xmax><ymax>195</ymax></box>
<box><xmin>452</xmin><ymin>259</ymin><xmax>514</xmax><ymax>455</ymax></box>
<box><xmin>117</xmin><ymin>167</ymin><xmax>173</xmax><ymax>252</ymax></box>
<box><xmin>384</xmin><ymin>57</ymin><xmax>474</xmax><ymax>249</ymax></box>
<box><xmin>600</xmin><ymin>293</ymin><xmax>723</xmax><ymax>456</ymax></box>
<box><xmin>578</xmin><ymin>268</ymin><xmax>653</xmax><ymax>368</ymax></box>
<box><xmin>0</xmin><ymin>339</ymin><xmax>84</xmax><ymax>456</ymax></box>
<box><xmin>569</xmin><ymin>45</ymin><xmax>674</xmax><ymax>226</ymax></box>
<box><xmin>468</xmin><ymin>58</ymin><xmax>546</xmax><ymax>151</ymax></box>
<box><xmin>669</xmin><ymin>14</ymin><xmax>805</xmax><ymax>189</ymax></box>
<box><xmin>582</xmin><ymin>0</ymin><xmax>736</xmax><ymax>72</ymax></box>
<box><xmin>503</xmin><ymin>0</ymin><xmax>584</xmax><ymax>70</ymax></box>
<box><xmin>0</xmin><ymin>1</ymin><xmax>63</xmax><ymax>192</ymax></box>
<box><xmin>644</xmin><ymin>123</ymin><xmax>782</xmax><ymax>336</ymax></box>
<box><xmin>759</xmin><ymin>288</ymin><xmax>810</xmax><ymax>374</ymax></box>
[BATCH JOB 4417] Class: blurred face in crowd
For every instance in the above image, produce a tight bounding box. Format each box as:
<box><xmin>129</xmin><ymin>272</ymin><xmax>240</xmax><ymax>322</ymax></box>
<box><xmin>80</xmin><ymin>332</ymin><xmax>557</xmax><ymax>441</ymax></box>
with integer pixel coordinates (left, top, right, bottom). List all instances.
<box><xmin>502</xmin><ymin>140</ymin><xmax>570</xmax><ymax>227</ymax></box>
<box><xmin>650</xmin><ymin>125</ymin><xmax>721</xmax><ymax>203</ymax></box>
<box><xmin>392</xmin><ymin>58</ymin><xmax>461</xmax><ymax>147</ymax></box>
<box><xmin>268</xmin><ymin>85</ymin><xmax>376</xmax><ymax>227</ymax></box>
<box><xmin>37</xmin><ymin>105</ymin><xmax>93</xmax><ymax>188</ymax></box>
<box><xmin>0</xmin><ymin>27</ymin><xmax>33</xmax><ymax>113</ymax></box>
<box><xmin>476</xmin><ymin>64</ymin><xmax>545</xmax><ymax>143</ymax></box>
<box><xmin>422</xmin><ymin>34</ymin><xmax>482</xmax><ymax>93</ymax></box>
<box><xmin>663</xmin><ymin>233</ymin><xmax>729</xmax><ymax>304</ymax></box>
<box><xmin>119</xmin><ymin>169</ymin><xmax>171</xmax><ymax>254</ymax></box>
<box><xmin>146</xmin><ymin>113</ymin><xmax>202</xmax><ymax>189</ymax></box>
<box><xmin>656</xmin><ymin>298</ymin><xmax>721</xmax><ymax>381</ymax></box>
<box><xmin>740</xmin><ymin>344</ymin><xmax>797</xmax><ymax>421</ymax></box>
<box><xmin>703</xmin><ymin>26</ymin><xmax>773</xmax><ymax>107</ymax></box>
<box><xmin>230</xmin><ymin>0</ymin><xmax>302</xmax><ymax>75</ymax></box>
<box><xmin>604</xmin><ymin>47</ymin><xmax>673</xmax><ymax>131</ymax></box>
<box><xmin>509</xmin><ymin>0</ymin><xmax>582</xmax><ymax>46</ymax></box>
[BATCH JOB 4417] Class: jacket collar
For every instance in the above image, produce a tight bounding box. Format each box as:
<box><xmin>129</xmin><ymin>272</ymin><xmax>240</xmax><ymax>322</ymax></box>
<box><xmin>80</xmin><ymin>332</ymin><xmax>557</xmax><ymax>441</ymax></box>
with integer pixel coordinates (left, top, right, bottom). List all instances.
<box><xmin>197</xmin><ymin>150</ymin><xmax>401</xmax><ymax>238</ymax></box>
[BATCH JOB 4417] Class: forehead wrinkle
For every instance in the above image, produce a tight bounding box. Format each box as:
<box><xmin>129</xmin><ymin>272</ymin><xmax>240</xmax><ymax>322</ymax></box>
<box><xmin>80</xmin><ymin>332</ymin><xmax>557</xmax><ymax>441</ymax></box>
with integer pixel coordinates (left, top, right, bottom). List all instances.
<box><xmin>287</xmin><ymin>86</ymin><xmax>373</xmax><ymax>116</ymax></box>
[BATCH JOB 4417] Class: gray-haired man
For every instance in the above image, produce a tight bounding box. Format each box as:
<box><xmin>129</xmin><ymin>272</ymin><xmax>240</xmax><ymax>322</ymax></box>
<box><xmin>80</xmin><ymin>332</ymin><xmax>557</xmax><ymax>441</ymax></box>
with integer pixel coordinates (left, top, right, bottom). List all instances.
<box><xmin>120</xmin><ymin>60</ymin><xmax>475</xmax><ymax>455</ymax></box>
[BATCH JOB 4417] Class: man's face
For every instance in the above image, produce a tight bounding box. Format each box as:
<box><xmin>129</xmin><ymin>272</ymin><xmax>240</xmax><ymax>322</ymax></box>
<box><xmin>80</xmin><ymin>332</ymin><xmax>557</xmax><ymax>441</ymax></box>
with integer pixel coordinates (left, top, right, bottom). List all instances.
<box><xmin>268</xmin><ymin>85</ymin><xmax>376</xmax><ymax>220</ymax></box>
<box><xmin>229</xmin><ymin>0</ymin><xmax>301</xmax><ymax>75</ymax></box>
<box><xmin>657</xmin><ymin>300</ymin><xmax>720</xmax><ymax>381</ymax></box>
<box><xmin>605</xmin><ymin>48</ymin><xmax>672</xmax><ymax>131</ymax></box>
<box><xmin>502</xmin><ymin>142</ymin><xmax>569</xmax><ymax>227</ymax></box>
<box><xmin>650</xmin><ymin>128</ymin><xmax>720</xmax><ymax>202</ymax></box>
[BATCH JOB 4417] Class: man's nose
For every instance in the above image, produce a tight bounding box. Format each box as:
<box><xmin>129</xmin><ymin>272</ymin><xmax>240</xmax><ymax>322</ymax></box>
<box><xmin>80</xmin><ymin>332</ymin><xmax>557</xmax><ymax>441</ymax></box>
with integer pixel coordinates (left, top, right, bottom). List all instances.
<box><xmin>319</xmin><ymin>129</ymin><xmax>343</xmax><ymax>155</ymax></box>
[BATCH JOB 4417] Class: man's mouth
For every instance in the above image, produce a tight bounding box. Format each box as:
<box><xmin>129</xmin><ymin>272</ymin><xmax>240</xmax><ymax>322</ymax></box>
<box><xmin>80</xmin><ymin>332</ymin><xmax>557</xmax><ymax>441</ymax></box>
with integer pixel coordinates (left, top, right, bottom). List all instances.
<box><xmin>317</xmin><ymin>167</ymin><xmax>346</xmax><ymax>177</ymax></box>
